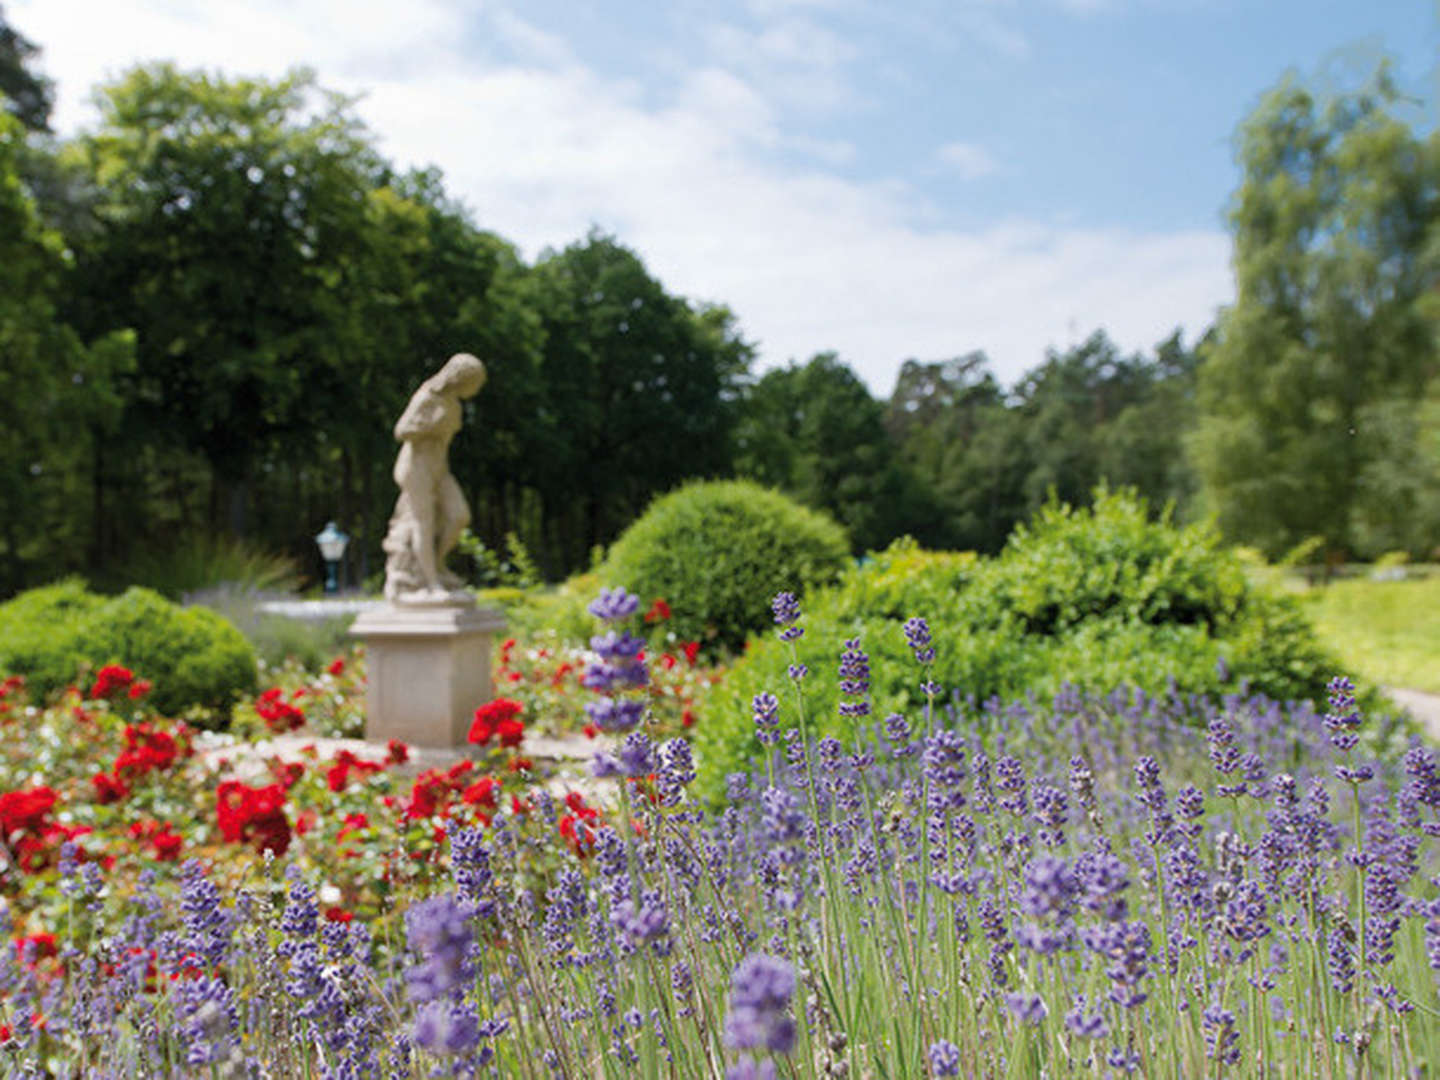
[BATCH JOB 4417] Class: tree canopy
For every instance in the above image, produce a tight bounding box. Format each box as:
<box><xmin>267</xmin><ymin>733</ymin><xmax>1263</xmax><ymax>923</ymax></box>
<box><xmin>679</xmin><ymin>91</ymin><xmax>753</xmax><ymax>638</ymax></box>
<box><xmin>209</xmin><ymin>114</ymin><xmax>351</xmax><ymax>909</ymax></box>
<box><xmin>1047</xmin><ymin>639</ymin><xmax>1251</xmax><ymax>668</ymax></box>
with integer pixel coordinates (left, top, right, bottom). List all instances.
<box><xmin>1193</xmin><ymin>68</ymin><xmax>1440</xmax><ymax>559</ymax></box>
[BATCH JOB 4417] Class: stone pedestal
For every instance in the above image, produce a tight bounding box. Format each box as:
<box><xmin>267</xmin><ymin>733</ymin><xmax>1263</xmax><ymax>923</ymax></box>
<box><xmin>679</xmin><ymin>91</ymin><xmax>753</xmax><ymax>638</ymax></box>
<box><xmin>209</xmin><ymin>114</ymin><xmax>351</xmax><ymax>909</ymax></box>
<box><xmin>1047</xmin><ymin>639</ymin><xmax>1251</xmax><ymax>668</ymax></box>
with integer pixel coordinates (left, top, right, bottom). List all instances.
<box><xmin>350</xmin><ymin>601</ymin><xmax>507</xmax><ymax>749</ymax></box>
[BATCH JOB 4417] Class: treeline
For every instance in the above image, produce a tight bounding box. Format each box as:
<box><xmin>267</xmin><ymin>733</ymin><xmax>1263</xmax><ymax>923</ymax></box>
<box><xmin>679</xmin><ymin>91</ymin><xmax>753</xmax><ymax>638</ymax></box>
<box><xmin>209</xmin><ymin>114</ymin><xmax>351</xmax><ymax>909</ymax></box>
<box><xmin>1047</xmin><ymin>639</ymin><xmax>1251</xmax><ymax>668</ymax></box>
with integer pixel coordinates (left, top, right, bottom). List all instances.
<box><xmin>1</xmin><ymin>12</ymin><xmax>1436</xmax><ymax>597</ymax></box>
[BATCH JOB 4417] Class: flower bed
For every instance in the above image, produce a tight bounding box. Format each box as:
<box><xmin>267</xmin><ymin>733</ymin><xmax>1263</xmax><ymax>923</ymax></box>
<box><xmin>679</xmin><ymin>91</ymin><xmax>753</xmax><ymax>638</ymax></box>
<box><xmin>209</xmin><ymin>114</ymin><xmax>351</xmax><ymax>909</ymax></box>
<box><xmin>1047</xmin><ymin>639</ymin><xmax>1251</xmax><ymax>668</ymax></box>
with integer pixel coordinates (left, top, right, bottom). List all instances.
<box><xmin>0</xmin><ymin>594</ymin><xmax>1434</xmax><ymax>1076</ymax></box>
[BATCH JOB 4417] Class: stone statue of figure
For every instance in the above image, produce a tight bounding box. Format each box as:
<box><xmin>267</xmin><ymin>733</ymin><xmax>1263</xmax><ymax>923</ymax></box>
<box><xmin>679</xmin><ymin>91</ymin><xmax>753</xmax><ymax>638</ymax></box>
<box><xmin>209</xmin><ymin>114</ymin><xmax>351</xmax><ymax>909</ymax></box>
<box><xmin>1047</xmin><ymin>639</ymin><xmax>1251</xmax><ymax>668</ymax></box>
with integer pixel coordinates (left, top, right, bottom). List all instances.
<box><xmin>382</xmin><ymin>353</ymin><xmax>487</xmax><ymax>603</ymax></box>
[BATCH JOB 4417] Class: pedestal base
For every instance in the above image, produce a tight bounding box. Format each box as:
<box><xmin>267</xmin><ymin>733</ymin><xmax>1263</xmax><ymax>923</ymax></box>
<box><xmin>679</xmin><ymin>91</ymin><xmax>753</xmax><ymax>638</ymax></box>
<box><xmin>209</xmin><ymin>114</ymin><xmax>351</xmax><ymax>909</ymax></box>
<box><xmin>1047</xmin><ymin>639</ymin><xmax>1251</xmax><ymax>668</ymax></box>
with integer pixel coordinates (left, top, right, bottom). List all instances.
<box><xmin>350</xmin><ymin>601</ymin><xmax>507</xmax><ymax>749</ymax></box>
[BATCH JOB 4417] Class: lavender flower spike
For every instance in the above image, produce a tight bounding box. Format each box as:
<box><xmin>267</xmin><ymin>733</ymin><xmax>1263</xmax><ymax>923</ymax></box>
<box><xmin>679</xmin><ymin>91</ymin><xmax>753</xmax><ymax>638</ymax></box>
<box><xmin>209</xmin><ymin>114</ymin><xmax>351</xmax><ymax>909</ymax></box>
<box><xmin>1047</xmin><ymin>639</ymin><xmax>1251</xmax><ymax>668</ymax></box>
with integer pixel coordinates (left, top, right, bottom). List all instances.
<box><xmin>589</xmin><ymin>587</ymin><xmax>641</xmax><ymax>622</ymax></box>
<box><xmin>772</xmin><ymin>591</ymin><xmax>804</xmax><ymax>641</ymax></box>
<box><xmin>724</xmin><ymin>953</ymin><xmax>797</xmax><ymax>1054</ymax></box>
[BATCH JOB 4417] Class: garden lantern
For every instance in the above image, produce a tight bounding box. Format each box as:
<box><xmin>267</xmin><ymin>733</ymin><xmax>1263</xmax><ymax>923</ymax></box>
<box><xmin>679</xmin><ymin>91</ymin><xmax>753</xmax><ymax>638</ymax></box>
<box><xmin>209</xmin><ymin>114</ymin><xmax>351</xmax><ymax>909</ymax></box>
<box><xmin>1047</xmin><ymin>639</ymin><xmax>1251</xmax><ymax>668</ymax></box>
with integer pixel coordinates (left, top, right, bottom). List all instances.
<box><xmin>314</xmin><ymin>521</ymin><xmax>349</xmax><ymax>595</ymax></box>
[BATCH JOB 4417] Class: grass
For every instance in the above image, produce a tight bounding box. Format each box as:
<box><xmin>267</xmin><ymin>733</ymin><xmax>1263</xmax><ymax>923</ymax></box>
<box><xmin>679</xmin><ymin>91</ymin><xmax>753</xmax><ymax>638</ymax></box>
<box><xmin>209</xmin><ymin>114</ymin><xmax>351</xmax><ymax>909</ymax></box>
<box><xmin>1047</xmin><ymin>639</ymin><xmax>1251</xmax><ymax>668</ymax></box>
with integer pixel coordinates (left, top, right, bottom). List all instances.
<box><xmin>1300</xmin><ymin>572</ymin><xmax>1440</xmax><ymax>694</ymax></box>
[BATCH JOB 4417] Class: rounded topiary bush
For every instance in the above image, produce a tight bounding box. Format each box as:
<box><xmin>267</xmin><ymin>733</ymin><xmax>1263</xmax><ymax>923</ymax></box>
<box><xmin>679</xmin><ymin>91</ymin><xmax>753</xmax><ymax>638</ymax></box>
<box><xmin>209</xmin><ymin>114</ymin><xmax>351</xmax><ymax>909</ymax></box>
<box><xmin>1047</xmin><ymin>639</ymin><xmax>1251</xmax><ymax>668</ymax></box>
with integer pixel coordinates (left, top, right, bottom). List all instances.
<box><xmin>604</xmin><ymin>480</ymin><xmax>850</xmax><ymax>653</ymax></box>
<box><xmin>0</xmin><ymin>582</ymin><xmax>256</xmax><ymax>717</ymax></box>
<box><xmin>0</xmin><ymin>578</ymin><xmax>106</xmax><ymax>692</ymax></box>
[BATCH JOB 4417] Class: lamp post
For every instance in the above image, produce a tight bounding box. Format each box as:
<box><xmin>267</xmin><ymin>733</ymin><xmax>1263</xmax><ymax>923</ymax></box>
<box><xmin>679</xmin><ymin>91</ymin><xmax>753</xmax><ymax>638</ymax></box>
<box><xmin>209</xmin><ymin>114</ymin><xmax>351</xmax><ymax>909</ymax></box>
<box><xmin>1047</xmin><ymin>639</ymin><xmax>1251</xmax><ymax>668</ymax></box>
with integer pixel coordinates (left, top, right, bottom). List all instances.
<box><xmin>314</xmin><ymin>522</ymin><xmax>350</xmax><ymax>596</ymax></box>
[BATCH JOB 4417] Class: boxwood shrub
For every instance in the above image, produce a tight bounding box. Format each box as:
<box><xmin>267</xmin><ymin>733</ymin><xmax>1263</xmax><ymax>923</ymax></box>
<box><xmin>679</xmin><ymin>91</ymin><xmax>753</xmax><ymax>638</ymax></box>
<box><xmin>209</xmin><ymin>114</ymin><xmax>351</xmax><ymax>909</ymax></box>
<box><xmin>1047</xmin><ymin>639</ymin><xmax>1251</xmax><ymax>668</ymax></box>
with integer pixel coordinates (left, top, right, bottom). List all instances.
<box><xmin>693</xmin><ymin>491</ymin><xmax>1352</xmax><ymax>801</ymax></box>
<box><xmin>0</xmin><ymin>582</ymin><xmax>256</xmax><ymax>718</ymax></box>
<box><xmin>603</xmin><ymin>480</ymin><xmax>850</xmax><ymax>654</ymax></box>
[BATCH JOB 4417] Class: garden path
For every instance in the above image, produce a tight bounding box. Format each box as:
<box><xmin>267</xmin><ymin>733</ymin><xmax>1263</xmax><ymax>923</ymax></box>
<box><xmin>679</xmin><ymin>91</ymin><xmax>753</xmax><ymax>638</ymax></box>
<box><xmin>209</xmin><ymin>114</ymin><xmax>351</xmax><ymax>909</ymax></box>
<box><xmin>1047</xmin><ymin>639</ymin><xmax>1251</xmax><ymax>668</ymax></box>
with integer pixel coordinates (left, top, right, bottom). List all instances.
<box><xmin>1388</xmin><ymin>687</ymin><xmax>1440</xmax><ymax>742</ymax></box>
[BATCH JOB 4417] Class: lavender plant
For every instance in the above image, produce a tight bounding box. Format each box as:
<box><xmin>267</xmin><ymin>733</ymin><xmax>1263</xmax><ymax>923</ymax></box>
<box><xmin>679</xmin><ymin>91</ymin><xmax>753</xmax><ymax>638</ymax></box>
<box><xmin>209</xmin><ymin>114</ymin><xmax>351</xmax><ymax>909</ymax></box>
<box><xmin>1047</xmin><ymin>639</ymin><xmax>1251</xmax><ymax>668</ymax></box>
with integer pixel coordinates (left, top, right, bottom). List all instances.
<box><xmin>0</xmin><ymin>590</ymin><xmax>1437</xmax><ymax>1077</ymax></box>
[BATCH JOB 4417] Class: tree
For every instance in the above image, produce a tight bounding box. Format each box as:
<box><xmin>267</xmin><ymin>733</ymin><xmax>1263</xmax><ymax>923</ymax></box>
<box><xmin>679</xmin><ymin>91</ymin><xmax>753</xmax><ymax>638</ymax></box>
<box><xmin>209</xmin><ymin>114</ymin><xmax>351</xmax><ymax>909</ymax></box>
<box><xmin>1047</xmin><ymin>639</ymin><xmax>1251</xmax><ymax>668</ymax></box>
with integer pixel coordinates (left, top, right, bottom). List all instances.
<box><xmin>1192</xmin><ymin>66</ymin><xmax>1440</xmax><ymax>558</ymax></box>
<box><xmin>529</xmin><ymin>231</ymin><xmax>753</xmax><ymax>573</ymax></box>
<box><xmin>736</xmin><ymin>353</ymin><xmax>942</xmax><ymax>552</ymax></box>
<box><xmin>0</xmin><ymin>5</ymin><xmax>52</xmax><ymax>132</ymax></box>
<box><xmin>66</xmin><ymin>64</ymin><xmax>386</xmax><ymax>546</ymax></box>
<box><xmin>0</xmin><ymin>109</ymin><xmax>132</xmax><ymax>593</ymax></box>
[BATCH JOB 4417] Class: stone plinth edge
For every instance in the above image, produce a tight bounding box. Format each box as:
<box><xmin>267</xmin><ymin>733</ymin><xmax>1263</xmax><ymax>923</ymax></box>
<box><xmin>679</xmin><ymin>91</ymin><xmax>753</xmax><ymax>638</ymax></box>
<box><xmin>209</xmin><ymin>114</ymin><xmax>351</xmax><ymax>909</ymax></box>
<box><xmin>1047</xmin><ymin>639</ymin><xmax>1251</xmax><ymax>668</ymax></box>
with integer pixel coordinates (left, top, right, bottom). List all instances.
<box><xmin>350</xmin><ymin>603</ymin><xmax>507</xmax><ymax>639</ymax></box>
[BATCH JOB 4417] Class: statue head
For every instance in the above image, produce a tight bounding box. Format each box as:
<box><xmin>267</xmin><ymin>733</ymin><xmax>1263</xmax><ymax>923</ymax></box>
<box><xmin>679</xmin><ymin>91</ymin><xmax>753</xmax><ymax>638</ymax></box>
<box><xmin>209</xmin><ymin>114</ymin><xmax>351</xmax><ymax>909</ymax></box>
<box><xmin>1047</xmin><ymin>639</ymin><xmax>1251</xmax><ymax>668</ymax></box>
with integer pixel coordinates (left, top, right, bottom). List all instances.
<box><xmin>434</xmin><ymin>353</ymin><xmax>487</xmax><ymax>399</ymax></box>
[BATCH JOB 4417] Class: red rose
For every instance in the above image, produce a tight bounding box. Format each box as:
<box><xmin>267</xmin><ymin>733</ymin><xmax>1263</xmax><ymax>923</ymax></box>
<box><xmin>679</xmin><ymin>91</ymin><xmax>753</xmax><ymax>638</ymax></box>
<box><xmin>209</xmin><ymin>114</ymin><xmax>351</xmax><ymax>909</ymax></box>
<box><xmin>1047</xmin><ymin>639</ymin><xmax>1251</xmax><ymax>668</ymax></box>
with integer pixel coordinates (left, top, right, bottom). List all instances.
<box><xmin>91</xmin><ymin>771</ymin><xmax>128</xmax><ymax>804</ymax></box>
<box><xmin>645</xmin><ymin>598</ymin><xmax>672</xmax><ymax>623</ymax></box>
<box><xmin>90</xmin><ymin>665</ymin><xmax>134</xmax><ymax>700</ymax></box>
<box><xmin>469</xmin><ymin>699</ymin><xmax>523</xmax><ymax>745</ymax></box>
<box><xmin>462</xmin><ymin>777</ymin><xmax>499</xmax><ymax>810</ymax></box>
<box><xmin>327</xmin><ymin>657</ymin><xmax>345</xmax><ymax>676</ymax></box>
<box><xmin>151</xmin><ymin>830</ymin><xmax>182</xmax><ymax>862</ymax></box>
<box><xmin>496</xmin><ymin>717</ymin><xmax>525</xmax><ymax>749</ymax></box>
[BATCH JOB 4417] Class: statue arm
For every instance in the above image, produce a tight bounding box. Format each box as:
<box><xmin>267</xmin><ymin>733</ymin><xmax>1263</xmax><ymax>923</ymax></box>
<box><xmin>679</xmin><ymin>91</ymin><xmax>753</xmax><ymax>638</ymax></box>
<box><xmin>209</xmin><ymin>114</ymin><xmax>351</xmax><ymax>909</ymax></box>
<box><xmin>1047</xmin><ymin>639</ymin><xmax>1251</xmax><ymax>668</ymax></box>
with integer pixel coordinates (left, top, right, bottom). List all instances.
<box><xmin>394</xmin><ymin>391</ymin><xmax>447</xmax><ymax>441</ymax></box>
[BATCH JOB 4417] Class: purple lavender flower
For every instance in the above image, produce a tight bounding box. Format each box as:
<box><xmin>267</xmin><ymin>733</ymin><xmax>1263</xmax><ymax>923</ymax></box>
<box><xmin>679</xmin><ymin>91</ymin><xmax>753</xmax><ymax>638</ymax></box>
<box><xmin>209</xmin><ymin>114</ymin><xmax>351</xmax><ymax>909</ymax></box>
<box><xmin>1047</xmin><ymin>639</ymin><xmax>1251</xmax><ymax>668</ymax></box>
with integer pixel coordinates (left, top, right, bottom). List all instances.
<box><xmin>1005</xmin><ymin>992</ymin><xmax>1048</xmax><ymax>1025</ymax></box>
<box><xmin>658</xmin><ymin>738</ymin><xmax>696</xmax><ymax>804</ymax></box>
<box><xmin>1019</xmin><ymin>855</ymin><xmax>1076</xmax><ymax>918</ymax></box>
<box><xmin>589</xmin><ymin>587</ymin><xmax>641</xmax><ymax>621</ymax></box>
<box><xmin>613</xmin><ymin>891</ymin><xmax>670</xmax><ymax>949</ymax></box>
<box><xmin>1201</xmin><ymin>1005</ymin><xmax>1240</xmax><ymax>1066</ymax></box>
<box><xmin>772</xmin><ymin>592</ymin><xmax>803</xmax><ymax>642</ymax></box>
<box><xmin>1031</xmin><ymin>781</ymin><xmax>1068</xmax><ymax>847</ymax></box>
<box><xmin>903</xmin><ymin>616</ymin><xmax>936</xmax><ymax>665</ymax></box>
<box><xmin>726</xmin><ymin>1059</ymin><xmax>778</xmax><ymax>1080</ymax></box>
<box><xmin>995</xmin><ymin>755</ymin><xmax>1028</xmax><ymax>815</ymax></box>
<box><xmin>753</xmin><ymin>693</ymin><xmax>781</xmax><ymax>746</ymax></box>
<box><xmin>724</xmin><ymin>953</ymin><xmax>796</xmax><ymax>1054</ymax></box>
<box><xmin>883</xmin><ymin>713</ymin><xmax>912</xmax><ymax>756</ymax></box>
<box><xmin>584</xmin><ymin>698</ymin><xmax>646</xmax><ymax>733</ymax></box>
<box><xmin>413</xmin><ymin>1000</ymin><xmax>480</xmax><ymax>1056</ymax></box>
<box><xmin>404</xmin><ymin>894</ymin><xmax>476</xmax><ymax>1004</ymax></box>
<box><xmin>1064</xmin><ymin>997</ymin><xmax>1109</xmax><ymax>1040</ymax></box>
<box><xmin>1327</xmin><ymin>931</ymin><xmax>1354</xmax><ymax>994</ymax></box>
<box><xmin>928</xmin><ymin>1039</ymin><xmax>961</xmax><ymax>1076</ymax></box>
<box><xmin>837</xmin><ymin>638</ymin><xmax>871</xmax><ymax>719</ymax></box>
<box><xmin>617</xmin><ymin>730</ymin><xmax>656</xmax><ymax>777</ymax></box>
<box><xmin>922</xmin><ymin>730</ymin><xmax>966</xmax><ymax>790</ymax></box>
<box><xmin>1323</xmin><ymin>675</ymin><xmax>1362</xmax><ymax>753</ymax></box>
<box><xmin>449</xmin><ymin>823</ymin><xmax>494</xmax><ymax>908</ymax></box>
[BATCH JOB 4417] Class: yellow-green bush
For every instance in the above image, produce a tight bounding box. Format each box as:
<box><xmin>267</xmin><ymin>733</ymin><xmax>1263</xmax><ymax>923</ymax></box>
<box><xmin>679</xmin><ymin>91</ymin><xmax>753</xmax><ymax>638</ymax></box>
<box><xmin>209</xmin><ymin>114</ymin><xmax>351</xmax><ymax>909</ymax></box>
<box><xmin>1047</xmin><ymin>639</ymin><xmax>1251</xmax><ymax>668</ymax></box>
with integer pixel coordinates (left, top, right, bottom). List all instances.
<box><xmin>694</xmin><ymin>492</ymin><xmax>1351</xmax><ymax>800</ymax></box>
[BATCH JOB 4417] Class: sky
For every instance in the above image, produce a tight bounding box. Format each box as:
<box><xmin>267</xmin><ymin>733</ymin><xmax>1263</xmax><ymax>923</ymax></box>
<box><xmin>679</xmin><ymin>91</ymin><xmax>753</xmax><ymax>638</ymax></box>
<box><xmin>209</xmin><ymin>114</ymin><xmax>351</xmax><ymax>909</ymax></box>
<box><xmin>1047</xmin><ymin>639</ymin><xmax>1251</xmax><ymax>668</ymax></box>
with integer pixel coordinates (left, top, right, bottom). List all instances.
<box><xmin>9</xmin><ymin>0</ymin><xmax>1437</xmax><ymax>395</ymax></box>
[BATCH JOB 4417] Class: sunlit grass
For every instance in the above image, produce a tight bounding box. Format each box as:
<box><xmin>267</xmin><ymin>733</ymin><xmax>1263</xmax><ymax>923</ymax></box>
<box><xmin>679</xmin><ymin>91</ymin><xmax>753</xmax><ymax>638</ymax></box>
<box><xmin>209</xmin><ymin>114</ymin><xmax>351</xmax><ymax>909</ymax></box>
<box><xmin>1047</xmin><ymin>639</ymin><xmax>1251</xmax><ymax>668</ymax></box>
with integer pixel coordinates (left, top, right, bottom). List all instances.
<box><xmin>1301</xmin><ymin>572</ymin><xmax>1440</xmax><ymax>694</ymax></box>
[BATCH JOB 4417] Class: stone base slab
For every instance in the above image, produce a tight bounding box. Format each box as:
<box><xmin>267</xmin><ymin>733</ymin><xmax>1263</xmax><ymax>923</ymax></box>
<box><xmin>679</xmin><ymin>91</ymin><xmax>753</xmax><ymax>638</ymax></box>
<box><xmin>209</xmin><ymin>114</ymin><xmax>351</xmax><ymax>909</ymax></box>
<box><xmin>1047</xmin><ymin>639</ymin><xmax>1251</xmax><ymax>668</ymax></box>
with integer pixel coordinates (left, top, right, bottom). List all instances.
<box><xmin>350</xmin><ymin>602</ymin><xmax>507</xmax><ymax>749</ymax></box>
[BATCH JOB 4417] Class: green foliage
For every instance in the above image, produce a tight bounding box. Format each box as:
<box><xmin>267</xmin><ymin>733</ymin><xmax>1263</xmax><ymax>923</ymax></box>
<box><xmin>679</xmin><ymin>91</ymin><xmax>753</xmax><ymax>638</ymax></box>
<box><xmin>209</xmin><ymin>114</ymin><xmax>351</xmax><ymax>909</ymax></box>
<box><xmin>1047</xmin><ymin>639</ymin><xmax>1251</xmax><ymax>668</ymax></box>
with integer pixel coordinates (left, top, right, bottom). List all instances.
<box><xmin>184</xmin><ymin>583</ymin><xmax>353</xmax><ymax>673</ymax></box>
<box><xmin>735</xmin><ymin>352</ymin><xmax>944</xmax><ymax>552</ymax></box>
<box><xmin>0</xmin><ymin>578</ymin><xmax>104</xmax><ymax>681</ymax></box>
<box><xmin>497</xmin><ymin>572</ymin><xmax>604</xmax><ymax>646</ymax></box>
<box><xmin>524</xmin><ymin>231</ymin><xmax>754</xmax><ymax>574</ymax></box>
<box><xmin>885</xmin><ymin>331</ymin><xmax>1203</xmax><ymax>555</ymax></box>
<box><xmin>960</xmin><ymin>489</ymin><xmax>1247</xmax><ymax>636</ymax></box>
<box><xmin>0</xmin><ymin>581</ymin><xmax>255</xmax><ymax>716</ymax></box>
<box><xmin>1193</xmin><ymin>66</ymin><xmax>1440</xmax><ymax>558</ymax></box>
<box><xmin>695</xmin><ymin>491</ymin><xmax>1347</xmax><ymax>798</ymax></box>
<box><xmin>604</xmin><ymin>480</ymin><xmax>851</xmax><ymax>653</ymax></box>
<box><xmin>455</xmin><ymin>528</ymin><xmax>539</xmax><ymax>590</ymax></box>
<box><xmin>108</xmin><ymin>532</ymin><xmax>303</xmax><ymax>600</ymax></box>
<box><xmin>0</xmin><ymin>8</ymin><xmax>53</xmax><ymax>132</ymax></box>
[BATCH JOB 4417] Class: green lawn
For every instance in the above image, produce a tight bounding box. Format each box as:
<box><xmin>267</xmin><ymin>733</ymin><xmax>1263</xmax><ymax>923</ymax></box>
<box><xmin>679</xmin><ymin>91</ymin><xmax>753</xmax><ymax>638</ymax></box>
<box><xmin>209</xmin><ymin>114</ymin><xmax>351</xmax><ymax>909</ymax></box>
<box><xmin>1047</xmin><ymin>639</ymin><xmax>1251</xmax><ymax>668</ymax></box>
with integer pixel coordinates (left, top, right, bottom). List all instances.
<box><xmin>1301</xmin><ymin>573</ymin><xmax>1440</xmax><ymax>694</ymax></box>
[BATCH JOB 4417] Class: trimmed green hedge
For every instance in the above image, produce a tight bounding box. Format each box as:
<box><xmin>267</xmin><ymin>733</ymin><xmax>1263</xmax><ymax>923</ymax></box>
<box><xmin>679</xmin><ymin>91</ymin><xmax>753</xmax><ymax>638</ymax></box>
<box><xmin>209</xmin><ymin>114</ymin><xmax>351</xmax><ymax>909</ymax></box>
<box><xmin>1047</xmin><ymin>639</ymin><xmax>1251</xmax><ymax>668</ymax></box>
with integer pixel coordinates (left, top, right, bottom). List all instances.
<box><xmin>693</xmin><ymin>491</ymin><xmax>1348</xmax><ymax>800</ymax></box>
<box><xmin>603</xmin><ymin>480</ymin><xmax>850</xmax><ymax>654</ymax></box>
<box><xmin>0</xmin><ymin>580</ymin><xmax>256</xmax><ymax>717</ymax></box>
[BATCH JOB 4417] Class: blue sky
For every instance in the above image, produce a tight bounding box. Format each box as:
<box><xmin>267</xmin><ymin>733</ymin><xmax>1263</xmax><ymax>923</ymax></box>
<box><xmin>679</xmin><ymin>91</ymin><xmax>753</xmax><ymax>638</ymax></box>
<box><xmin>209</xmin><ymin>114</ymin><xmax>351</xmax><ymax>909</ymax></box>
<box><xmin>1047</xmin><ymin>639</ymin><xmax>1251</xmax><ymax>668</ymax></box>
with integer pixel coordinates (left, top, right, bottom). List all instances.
<box><xmin>11</xmin><ymin>0</ymin><xmax>1437</xmax><ymax>393</ymax></box>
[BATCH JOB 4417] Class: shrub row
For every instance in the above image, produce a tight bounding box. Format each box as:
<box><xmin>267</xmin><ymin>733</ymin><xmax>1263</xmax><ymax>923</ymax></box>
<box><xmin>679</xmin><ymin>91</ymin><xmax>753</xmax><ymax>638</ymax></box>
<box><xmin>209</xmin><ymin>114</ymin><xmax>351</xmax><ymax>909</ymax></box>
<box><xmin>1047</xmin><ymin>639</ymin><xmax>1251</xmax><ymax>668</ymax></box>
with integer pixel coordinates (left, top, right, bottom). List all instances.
<box><xmin>693</xmin><ymin>490</ymin><xmax>1355</xmax><ymax>800</ymax></box>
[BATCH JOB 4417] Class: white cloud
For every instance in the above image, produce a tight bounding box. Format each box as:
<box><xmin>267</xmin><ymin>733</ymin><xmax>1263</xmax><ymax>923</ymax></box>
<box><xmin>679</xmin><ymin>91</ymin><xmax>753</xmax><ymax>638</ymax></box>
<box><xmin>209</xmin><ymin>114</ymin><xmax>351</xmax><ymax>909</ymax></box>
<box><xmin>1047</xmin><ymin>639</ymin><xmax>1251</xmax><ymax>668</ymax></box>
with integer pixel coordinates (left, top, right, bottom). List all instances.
<box><xmin>936</xmin><ymin>140</ymin><xmax>1000</xmax><ymax>179</ymax></box>
<box><xmin>11</xmin><ymin>0</ymin><xmax>1231</xmax><ymax>395</ymax></box>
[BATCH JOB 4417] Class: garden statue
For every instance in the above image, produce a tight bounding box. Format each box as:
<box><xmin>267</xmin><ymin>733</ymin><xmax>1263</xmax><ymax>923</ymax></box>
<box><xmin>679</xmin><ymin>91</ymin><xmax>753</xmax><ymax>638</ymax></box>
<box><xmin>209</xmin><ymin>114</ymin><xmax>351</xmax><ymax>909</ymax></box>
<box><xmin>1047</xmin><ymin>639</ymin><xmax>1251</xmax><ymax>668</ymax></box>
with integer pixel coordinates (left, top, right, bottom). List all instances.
<box><xmin>381</xmin><ymin>353</ymin><xmax>487</xmax><ymax>603</ymax></box>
